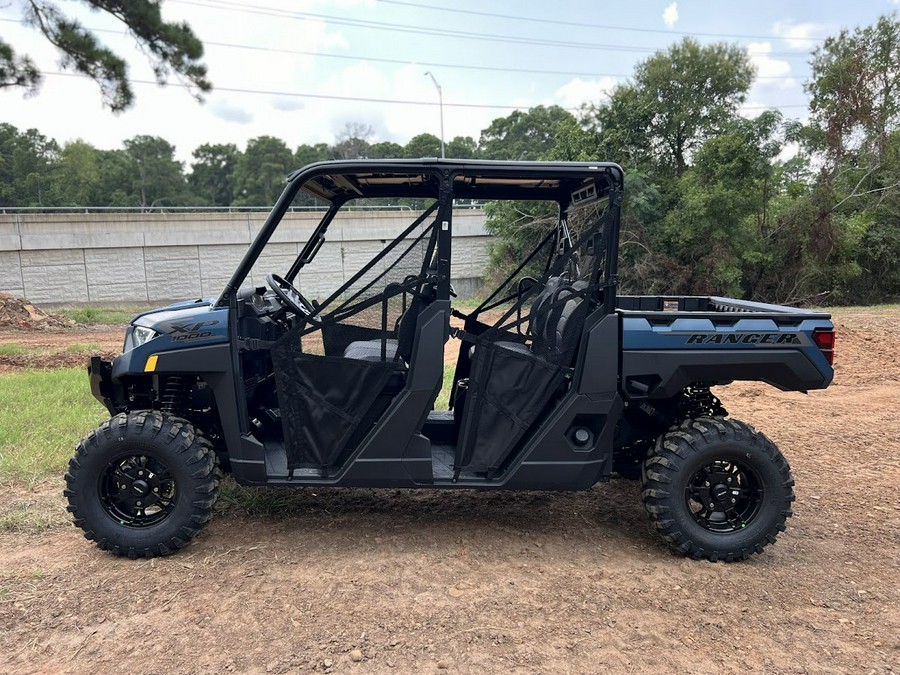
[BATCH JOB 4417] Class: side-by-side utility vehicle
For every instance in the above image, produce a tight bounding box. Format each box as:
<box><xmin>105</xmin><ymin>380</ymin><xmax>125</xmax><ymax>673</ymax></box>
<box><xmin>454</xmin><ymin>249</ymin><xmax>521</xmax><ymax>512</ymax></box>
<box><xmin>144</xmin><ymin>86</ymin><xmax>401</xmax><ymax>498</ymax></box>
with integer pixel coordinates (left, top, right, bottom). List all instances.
<box><xmin>66</xmin><ymin>160</ymin><xmax>835</xmax><ymax>561</ymax></box>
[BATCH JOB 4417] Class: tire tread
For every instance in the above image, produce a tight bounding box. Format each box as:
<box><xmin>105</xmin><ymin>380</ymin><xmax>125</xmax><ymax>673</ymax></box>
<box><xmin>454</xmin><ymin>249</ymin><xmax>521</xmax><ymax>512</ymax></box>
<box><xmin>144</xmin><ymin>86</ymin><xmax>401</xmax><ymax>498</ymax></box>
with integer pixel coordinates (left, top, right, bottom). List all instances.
<box><xmin>65</xmin><ymin>411</ymin><xmax>220</xmax><ymax>558</ymax></box>
<box><xmin>640</xmin><ymin>416</ymin><xmax>795</xmax><ymax>562</ymax></box>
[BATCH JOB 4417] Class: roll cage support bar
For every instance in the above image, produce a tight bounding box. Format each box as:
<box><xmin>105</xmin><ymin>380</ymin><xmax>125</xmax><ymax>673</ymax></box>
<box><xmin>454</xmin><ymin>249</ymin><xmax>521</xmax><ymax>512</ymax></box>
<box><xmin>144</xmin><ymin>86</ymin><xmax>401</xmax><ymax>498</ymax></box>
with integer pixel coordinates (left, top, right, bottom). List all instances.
<box><xmin>215</xmin><ymin>159</ymin><xmax>624</xmax><ymax>310</ymax></box>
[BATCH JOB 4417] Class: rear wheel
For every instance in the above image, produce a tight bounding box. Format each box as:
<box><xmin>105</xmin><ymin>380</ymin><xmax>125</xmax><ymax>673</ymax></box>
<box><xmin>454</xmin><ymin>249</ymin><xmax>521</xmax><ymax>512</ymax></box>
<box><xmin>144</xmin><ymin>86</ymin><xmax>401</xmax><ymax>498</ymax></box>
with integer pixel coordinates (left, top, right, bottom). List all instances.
<box><xmin>65</xmin><ymin>411</ymin><xmax>220</xmax><ymax>558</ymax></box>
<box><xmin>641</xmin><ymin>417</ymin><xmax>794</xmax><ymax>562</ymax></box>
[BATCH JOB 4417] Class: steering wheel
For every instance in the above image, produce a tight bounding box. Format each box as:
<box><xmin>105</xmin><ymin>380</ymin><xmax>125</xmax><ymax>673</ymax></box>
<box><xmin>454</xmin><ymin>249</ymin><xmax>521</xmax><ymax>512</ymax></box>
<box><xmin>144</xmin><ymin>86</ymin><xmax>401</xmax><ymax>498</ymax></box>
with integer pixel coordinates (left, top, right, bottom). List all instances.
<box><xmin>266</xmin><ymin>274</ymin><xmax>321</xmax><ymax>324</ymax></box>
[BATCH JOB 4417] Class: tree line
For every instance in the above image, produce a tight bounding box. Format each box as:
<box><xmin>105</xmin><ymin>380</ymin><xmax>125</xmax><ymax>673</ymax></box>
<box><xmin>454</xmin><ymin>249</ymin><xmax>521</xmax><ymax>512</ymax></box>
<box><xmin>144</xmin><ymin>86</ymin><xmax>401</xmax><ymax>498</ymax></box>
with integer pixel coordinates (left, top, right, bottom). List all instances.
<box><xmin>489</xmin><ymin>16</ymin><xmax>900</xmax><ymax>306</ymax></box>
<box><xmin>1</xmin><ymin>14</ymin><xmax>898</xmax><ymax>305</ymax></box>
<box><xmin>1</xmin><ymin>109</ymin><xmax>567</xmax><ymax>209</ymax></box>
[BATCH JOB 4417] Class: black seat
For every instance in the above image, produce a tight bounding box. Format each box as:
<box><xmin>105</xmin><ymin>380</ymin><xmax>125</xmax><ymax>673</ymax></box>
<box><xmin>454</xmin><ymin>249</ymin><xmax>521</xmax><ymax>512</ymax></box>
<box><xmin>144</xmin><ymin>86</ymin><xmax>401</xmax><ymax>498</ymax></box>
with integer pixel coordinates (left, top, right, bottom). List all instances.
<box><xmin>343</xmin><ymin>282</ymin><xmax>435</xmax><ymax>363</ymax></box>
<box><xmin>343</xmin><ymin>338</ymin><xmax>398</xmax><ymax>362</ymax></box>
<box><xmin>472</xmin><ymin>276</ymin><xmax>589</xmax><ymax>365</ymax></box>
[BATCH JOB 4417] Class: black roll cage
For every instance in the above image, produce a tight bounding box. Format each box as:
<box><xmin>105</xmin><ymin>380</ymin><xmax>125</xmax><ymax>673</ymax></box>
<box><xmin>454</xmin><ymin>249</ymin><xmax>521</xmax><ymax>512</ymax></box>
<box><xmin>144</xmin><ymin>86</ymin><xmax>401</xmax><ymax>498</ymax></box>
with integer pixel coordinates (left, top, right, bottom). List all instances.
<box><xmin>215</xmin><ymin>159</ymin><xmax>624</xmax><ymax>310</ymax></box>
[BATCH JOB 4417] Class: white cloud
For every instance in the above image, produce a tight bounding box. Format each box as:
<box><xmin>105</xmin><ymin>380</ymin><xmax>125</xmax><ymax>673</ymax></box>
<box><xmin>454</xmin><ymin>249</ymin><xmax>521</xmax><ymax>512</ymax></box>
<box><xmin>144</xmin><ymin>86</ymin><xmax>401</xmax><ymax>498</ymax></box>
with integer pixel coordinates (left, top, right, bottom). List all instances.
<box><xmin>662</xmin><ymin>2</ymin><xmax>679</xmax><ymax>28</ymax></box>
<box><xmin>747</xmin><ymin>42</ymin><xmax>796</xmax><ymax>90</ymax></box>
<box><xmin>270</xmin><ymin>97</ymin><xmax>306</xmax><ymax>113</ymax></box>
<box><xmin>738</xmin><ymin>100</ymin><xmax>768</xmax><ymax>119</ymax></box>
<box><xmin>0</xmin><ymin>0</ymin><xmax>648</xmax><ymax>162</ymax></box>
<box><xmin>554</xmin><ymin>77</ymin><xmax>619</xmax><ymax>109</ymax></box>
<box><xmin>772</xmin><ymin>20</ymin><xmax>829</xmax><ymax>50</ymax></box>
<box><xmin>209</xmin><ymin>99</ymin><xmax>254</xmax><ymax>124</ymax></box>
<box><xmin>777</xmin><ymin>141</ymin><xmax>800</xmax><ymax>162</ymax></box>
<box><xmin>741</xmin><ymin>43</ymin><xmax>808</xmax><ymax>120</ymax></box>
<box><xmin>286</xmin><ymin>62</ymin><xmax>498</xmax><ymax>147</ymax></box>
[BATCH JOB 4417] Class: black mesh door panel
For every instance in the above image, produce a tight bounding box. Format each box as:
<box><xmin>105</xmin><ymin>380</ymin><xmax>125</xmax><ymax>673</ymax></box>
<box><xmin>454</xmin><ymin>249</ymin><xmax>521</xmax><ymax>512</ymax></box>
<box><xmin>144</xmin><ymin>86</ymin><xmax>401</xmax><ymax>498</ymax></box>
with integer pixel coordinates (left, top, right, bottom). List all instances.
<box><xmin>270</xmin><ymin>348</ymin><xmax>393</xmax><ymax>470</ymax></box>
<box><xmin>456</xmin><ymin>344</ymin><xmax>562</xmax><ymax>474</ymax></box>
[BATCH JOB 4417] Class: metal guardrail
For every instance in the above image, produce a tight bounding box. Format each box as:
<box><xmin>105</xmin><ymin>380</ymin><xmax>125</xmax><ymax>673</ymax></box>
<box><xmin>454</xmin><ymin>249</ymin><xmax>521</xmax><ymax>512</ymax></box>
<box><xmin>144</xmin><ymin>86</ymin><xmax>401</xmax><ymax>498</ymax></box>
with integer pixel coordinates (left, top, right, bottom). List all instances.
<box><xmin>0</xmin><ymin>202</ymin><xmax>487</xmax><ymax>215</ymax></box>
<box><xmin>1</xmin><ymin>205</ymin><xmax>404</xmax><ymax>214</ymax></box>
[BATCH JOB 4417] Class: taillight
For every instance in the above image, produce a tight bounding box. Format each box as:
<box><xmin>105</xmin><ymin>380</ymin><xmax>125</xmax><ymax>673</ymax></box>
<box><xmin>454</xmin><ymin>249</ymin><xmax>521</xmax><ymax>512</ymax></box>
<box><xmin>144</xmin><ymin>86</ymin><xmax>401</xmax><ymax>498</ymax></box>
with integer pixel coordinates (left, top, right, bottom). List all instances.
<box><xmin>813</xmin><ymin>328</ymin><xmax>835</xmax><ymax>365</ymax></box>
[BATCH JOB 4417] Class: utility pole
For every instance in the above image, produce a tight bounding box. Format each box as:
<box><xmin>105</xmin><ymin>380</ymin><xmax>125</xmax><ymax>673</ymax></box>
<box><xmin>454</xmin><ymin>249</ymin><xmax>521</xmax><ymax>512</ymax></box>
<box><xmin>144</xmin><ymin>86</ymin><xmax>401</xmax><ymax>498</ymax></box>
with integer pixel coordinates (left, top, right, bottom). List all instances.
<box><xmin>424</xmin><ymin>71</ymin><xmax>445</xmax><ymax>158</ymax></box>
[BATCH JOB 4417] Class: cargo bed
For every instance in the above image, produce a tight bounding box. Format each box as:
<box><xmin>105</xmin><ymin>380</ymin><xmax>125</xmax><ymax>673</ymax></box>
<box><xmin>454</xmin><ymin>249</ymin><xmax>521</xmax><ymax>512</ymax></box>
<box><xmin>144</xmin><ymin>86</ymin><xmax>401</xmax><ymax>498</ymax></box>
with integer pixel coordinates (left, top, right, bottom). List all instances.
<box><xmin>615</xmin><ymin>295</ymin><xmax>834</xmax><ymax>398</ymax></box>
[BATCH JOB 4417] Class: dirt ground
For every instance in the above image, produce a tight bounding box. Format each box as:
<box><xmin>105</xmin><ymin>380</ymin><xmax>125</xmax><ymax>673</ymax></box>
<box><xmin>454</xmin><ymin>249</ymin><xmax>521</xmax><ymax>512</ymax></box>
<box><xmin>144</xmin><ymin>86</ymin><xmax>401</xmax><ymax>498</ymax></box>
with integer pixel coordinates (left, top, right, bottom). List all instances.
<box><xmin>1</xmin><ymin>309</ymin><xmax>898</xmax><ymax>674</ymax></box>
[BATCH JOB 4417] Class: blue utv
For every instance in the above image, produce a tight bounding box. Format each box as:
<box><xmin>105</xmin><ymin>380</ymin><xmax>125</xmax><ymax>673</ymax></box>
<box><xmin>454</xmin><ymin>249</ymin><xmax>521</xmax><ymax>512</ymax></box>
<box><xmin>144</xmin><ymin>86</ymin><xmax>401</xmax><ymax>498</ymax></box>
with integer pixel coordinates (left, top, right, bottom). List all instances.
<box><xmin>66</xmin><ymin>159</ymin><xmax>835</xmax><ymax>561</ymax></box>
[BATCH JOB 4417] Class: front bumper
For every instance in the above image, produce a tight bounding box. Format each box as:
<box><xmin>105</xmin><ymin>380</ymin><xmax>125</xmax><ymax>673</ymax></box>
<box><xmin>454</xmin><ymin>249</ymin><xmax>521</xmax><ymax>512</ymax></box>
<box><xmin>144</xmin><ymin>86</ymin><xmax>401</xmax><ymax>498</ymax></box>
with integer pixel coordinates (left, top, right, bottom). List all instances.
<box><xmin>88</xmin><ymin>356</ymin><xmax>118</xmax><ymax>415</ymax></box>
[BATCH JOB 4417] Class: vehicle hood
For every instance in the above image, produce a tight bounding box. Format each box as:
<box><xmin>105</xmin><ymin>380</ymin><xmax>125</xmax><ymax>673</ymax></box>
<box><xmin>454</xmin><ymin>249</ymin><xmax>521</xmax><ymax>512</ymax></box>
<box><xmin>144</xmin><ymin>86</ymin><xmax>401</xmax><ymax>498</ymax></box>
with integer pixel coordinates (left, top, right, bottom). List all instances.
<box><xmin>130</xmin><ymin>299</ymin><xmax>229</xmax><ymax>348</ymax></box>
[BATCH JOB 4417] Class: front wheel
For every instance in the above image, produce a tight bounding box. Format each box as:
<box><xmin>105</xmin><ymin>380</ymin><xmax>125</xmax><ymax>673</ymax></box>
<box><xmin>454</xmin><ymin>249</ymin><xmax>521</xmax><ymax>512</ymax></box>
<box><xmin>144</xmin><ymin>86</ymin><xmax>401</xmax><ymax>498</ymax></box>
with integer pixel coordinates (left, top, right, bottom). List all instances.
<box><xmin>65</xmin><ymin>411</ymin><xmax>220</xmax><ymax>558</ymax></box>
<box><xmin>641</xmin><ymin>417</ymin><xmax>795</xmax><ymax>562</ymax></box>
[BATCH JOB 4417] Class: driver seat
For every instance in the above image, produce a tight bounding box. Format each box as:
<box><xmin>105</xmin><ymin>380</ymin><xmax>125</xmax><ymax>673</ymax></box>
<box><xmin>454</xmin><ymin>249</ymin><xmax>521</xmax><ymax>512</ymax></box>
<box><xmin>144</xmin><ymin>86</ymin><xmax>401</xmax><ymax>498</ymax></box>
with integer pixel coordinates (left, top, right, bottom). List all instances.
<box><xmin>342</xmin><ymin>282</ymin><xmax>436</xmax><ymax>364</ymax></box>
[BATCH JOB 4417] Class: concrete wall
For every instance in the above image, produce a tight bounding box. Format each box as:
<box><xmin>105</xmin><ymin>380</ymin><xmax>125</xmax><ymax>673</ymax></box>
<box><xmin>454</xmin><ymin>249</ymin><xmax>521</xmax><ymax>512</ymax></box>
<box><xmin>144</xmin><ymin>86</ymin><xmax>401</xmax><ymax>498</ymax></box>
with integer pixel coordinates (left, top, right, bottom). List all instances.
<box><xmin>0</xmin><ymin>209</ymin><xmax>490</xmax><ymax>304</ymax></box>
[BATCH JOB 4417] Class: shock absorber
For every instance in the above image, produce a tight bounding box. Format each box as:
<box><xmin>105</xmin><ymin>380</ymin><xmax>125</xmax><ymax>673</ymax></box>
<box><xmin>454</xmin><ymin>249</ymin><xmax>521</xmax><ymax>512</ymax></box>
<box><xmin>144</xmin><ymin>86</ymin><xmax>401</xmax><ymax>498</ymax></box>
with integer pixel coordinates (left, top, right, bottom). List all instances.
<box><xmin>160</xmin><ymin>375</ymin><xmax>189</xmax><ymax>415</ymax></box>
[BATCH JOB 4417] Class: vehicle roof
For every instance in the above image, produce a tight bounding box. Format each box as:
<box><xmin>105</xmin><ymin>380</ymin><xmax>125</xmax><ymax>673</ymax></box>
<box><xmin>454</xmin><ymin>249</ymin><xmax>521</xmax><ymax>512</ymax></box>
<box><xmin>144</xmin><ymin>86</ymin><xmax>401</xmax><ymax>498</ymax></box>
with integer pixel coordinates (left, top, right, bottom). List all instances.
<box><xmin>287</xmin><ymin>158</ymin><xmax>624</xmax><ymax>204</ymax></box>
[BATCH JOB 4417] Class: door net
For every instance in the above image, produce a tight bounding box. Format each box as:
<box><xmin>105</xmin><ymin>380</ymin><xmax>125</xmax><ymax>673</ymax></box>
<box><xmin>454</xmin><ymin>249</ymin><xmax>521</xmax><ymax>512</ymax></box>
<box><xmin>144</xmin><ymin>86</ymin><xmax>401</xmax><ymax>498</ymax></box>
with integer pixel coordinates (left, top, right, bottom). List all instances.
<box><xmin>270</xmin><ymin>203</ymin><xmax>441</xmax><ymax>472</ymax></box>
<box><xmin>452</xmin><ymin>199</ymin><xmax>613</xmax><ymax>477</ymax></box>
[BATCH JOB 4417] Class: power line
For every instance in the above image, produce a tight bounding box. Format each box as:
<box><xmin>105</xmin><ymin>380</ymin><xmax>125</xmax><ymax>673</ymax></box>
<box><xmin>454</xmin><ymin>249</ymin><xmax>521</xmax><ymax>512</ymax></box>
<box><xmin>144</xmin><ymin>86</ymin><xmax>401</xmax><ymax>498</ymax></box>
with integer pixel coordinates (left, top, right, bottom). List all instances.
<box><xmin>376</xmin><ymin>0</ymin><xmax>826</xmax><ymax>43</ymax></box>
<box><xmin>39</xmin><ymin>70</ymin><xmax>809</xmax><ymax>112</ymax></box>
<box><xmin>36</xmin><ymin>71</ymin><xmax>540</xmax><ymax>110</ymax></box>
<box><xmin>199</xmin><ymin>40</ymin><xmax>803</xmax><ymax>81</ymax></box>
<box><xmin>171</xmin><ymin>0</ymin><xmax>812</xmax><ymax>58</ymax></box>
<box><xmin>0</xmin><ymin>17</ymin><xmax>804</xmax><ymax>80</ymax></box>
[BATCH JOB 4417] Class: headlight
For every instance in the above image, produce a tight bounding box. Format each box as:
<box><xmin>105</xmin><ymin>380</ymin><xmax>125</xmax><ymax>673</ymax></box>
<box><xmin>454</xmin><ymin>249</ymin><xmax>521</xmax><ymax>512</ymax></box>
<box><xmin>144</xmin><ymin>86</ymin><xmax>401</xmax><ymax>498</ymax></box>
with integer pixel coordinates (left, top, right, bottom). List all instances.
<box><xmin>131</xmin><ymin>326</ymin><xmax>159</xmax><ymax>348</ymax></box>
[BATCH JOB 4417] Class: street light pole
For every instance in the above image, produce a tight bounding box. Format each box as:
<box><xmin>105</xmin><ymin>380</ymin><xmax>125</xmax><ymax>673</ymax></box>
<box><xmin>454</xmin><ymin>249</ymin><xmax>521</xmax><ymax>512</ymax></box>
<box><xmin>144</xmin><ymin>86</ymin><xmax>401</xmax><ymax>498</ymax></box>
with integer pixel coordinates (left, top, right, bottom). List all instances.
<box><xmin>424</xmin><ymin>71</ymin><xmax>445</xmax><ymax>159</ymax></box>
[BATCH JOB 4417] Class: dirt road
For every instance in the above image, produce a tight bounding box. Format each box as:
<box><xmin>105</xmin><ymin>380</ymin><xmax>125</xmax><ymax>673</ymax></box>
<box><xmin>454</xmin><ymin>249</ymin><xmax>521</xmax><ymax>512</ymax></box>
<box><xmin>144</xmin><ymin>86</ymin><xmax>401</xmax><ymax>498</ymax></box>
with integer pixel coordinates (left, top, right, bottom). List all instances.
<box><xmin>1</xmin><ymin>309</ymin><xmax>898</xmax><ymax>673</ymax></box>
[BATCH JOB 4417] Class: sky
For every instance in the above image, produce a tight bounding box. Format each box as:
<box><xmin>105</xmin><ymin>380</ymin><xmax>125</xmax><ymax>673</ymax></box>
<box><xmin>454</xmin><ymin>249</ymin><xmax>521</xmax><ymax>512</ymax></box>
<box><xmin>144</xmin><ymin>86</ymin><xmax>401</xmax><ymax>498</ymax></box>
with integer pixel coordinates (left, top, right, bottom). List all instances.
<box><xmin>1</xmin><ymin>0</ymin><xmax>898</xmax><ymax>163</ymax></box>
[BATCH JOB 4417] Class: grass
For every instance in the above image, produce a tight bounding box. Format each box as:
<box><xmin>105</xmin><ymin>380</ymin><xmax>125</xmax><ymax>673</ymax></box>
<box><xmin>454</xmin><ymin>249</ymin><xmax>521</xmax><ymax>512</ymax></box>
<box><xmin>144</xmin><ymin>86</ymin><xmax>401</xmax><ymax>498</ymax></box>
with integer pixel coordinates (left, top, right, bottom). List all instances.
<box><xmin>451</xmin><ymin>296</ymin><xmax>485</xmax><ymax>312</ymax></box>
<box><xmin>64</xmin><ymin>343</ymin><xmax>104</xmax><ymax>353</ymax></box>
<box><xmin>0</xmin><ymin>488</ymin><xmax>69</xmax><ymax>533</ymax></box>
<box><xmin>434</xmin><ymin>365</ymin><xmax>456</xmax><ymax>411</ymax></box>
<box><xmin>56</xmin><ymin>306</ymin><xmax>143</xmax><ymax>326</ymax></box>
<box><xmin>0</xmin><ymin>369</ymin><xmax>106</xmax><ymax>486</ymax></box>
<box><xmin>0</xmin><ymin>360</ymin><xmax>461</xmax><ymax>488</ymax></box>
<box><xmin>0</xmin><ymin>344</ymin><xmax>30</xmax><ymax>356</ymax></box>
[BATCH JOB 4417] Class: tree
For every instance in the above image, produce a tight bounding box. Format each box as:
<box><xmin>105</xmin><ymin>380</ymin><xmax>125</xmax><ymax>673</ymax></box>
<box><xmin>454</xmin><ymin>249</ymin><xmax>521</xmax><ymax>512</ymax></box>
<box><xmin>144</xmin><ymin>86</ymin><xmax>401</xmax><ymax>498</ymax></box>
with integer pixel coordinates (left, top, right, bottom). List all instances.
<box><xmin>589</xmin><ymin>84</ymin><xmax>653</xmax><ymax>169</ymax></box>
<box><xmin>332</xmin><ymin>122</ymin><xmax>374</xmax><ymax>160</ymax></box>
<box><xmin>844</xmin><ymin>132</ymin><xmax>900</xmax><ymax>301</ymax></box>
<box><xmin>594</xmin><ymin>38</ymin><xmax>754</xmax><ymax>174</ymax></box>
<box><xmin>189</xmin><ymin>143</ymin><xmax>239</xmax><ymax>206</ymax></box>
<box><xmin>479</xmin><ymin>105</ymin><xmax>575</xmax><ymax>160</ymax></box>
<box><xmin>55</xmin><ymin>139</ymin><xmax>102</xmax><ymax>206</ymax></box>
<box><xmin>806</xmin><ymin>15</ymin><xmax>900</xmax><ymax>161</ymax></box>
<box><xmin>295</xmin><ymin>142</ymin><xmax>332</xmax><ymax>166</ymax></box>
<box><xmin>367</xmin><ymin>141</ymin><xmax>403</xmax><ymax>159</ymax></box>
<box><xmin>94</xmin><ymin>148</ymin><xmax>133</xmax><ymax>206</ymax></box>
<box><xmin>446</xmin><ymin>135</ymin><xmax>479</xmax><ymax>159</ymax></box>
<box><xmin>122</xmin><ymin>135</ymin><xmax>187</xmax><ymax>209</ymax></box>
<box><xmin>662</xmin><ymin>112</ymin><xmax>786</xmax><ymax>296</ymax></box>
<box><xmin>1</xmin><ymin>0</ymin><xmax>210</xmax><ymax>111</ymax></box>
<box><xmin>232</xmin><ymin>136</ymin><xmax>294</xmax><ymax>206</ymax></box>
<box><xmin>0</xmin><ymin>124</ymin><xmax>19</xmax><ymax>205</ymax></box>
<box><xmin>0</xmin><ymin>123</ymin><xmax>61</xmax><ymax>206</ymax></box>
<box><xmin>798</xmin><ymin>15</ymin><xmax>900</xmax><ymax>302</ymax></box>
<box><xmin>483</xmin><ymin>199</ymin><xmax>558</xmax><ymax>279</ymax></box>
<box><xmin>403</xmin><ymin>133</ymin><xmax>442</xmax><ymax>158</ymax></box>
<box><xmin>546</xmin><ymin>119</ymin><xmax>598</xmax><ymax>162</ymax></box>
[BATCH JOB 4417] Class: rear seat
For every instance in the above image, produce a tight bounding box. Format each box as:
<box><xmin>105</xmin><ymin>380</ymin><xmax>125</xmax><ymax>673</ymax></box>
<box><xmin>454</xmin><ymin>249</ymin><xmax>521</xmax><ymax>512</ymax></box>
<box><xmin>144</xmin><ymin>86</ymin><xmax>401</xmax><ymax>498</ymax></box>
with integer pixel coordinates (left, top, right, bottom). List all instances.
<box><xmin>477</xmin><ymin>276</ymin><xmax>589</xmax><ymax>364</ymax></box>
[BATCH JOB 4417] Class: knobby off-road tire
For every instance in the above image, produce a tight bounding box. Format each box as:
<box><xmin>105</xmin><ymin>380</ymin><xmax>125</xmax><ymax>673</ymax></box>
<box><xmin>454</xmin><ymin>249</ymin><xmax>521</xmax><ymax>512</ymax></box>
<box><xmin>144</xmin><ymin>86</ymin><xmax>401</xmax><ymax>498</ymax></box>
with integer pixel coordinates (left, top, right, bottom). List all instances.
<box><xmin>641</xmin><ymin>417</ymin><xmax>795</xmax><ymax>562</ymax></box>
<box><xmin>65</xmin><ymin>411</ymin><xmax>220</xmax><ymax>558</ymax></box>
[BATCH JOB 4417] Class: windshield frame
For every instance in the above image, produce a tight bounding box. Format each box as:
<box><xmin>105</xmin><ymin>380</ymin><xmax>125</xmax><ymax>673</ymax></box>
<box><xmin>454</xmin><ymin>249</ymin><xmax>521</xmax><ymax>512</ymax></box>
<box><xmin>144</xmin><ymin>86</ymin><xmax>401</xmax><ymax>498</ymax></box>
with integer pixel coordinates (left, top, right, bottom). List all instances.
<box><xmin>215</xmin><ymin>159</ymin><xmax>623</xmax><ymax>308</ymax></box>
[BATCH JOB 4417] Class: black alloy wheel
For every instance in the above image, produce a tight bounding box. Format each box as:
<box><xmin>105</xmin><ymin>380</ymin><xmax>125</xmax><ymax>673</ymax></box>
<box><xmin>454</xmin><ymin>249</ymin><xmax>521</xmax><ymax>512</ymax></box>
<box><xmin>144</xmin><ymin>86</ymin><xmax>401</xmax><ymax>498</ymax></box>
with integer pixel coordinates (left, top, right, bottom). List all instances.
<box><xmin>684</xmin><ymin>459</ymin><xmax>763</xmax><ymax>533</ymax></box>
<box><xmin>641</xmin><ymin>417</ymin><xmax>795</xmax><ymax>562</ymax></box>
<box><xmin>66</xmin><ymin>411</ymin><xmax>220</xmax><ymax>558</ymax></box>
<box><xmin>99</xmin><ymin>454</ymin><xmax>178</xmax><ymax>527</ymax></box>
